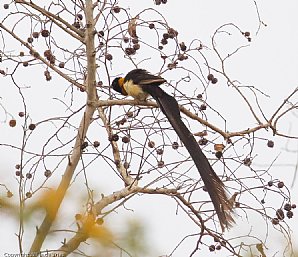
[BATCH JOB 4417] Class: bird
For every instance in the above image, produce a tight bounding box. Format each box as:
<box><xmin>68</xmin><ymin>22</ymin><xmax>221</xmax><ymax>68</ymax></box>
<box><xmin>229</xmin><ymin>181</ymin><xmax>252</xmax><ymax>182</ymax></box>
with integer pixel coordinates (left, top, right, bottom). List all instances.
<box><xmin>112</xmin><ymin>69</ymin><xmax>234</xmax><ymax>230</ymax></box>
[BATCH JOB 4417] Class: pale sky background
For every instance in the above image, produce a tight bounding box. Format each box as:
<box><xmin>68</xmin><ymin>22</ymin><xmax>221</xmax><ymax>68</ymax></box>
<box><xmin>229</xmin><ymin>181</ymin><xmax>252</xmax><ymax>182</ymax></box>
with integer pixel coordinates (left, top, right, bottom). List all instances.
<box><xmin>1</xmin><ymin>1</ymin><xmax>298</xmax><ymax>256</ymax></box>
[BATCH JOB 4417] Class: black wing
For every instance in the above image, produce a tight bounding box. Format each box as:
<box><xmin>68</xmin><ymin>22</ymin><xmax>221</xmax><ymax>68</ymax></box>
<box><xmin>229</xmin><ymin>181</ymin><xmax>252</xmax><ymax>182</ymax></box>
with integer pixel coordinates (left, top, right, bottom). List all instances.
<box><xmin>124</xmin><ymin>69</ymin><xmax>166</xmax><ymax>86</ymax></box>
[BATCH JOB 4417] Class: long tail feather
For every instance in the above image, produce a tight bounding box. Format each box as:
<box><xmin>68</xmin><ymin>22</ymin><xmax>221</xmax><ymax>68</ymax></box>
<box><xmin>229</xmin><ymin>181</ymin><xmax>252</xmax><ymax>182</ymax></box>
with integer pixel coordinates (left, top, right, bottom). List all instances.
<box><xmin>143</xmin><ymin>85</ymin><xmax>234</xmax><ymax>230</ymax></box>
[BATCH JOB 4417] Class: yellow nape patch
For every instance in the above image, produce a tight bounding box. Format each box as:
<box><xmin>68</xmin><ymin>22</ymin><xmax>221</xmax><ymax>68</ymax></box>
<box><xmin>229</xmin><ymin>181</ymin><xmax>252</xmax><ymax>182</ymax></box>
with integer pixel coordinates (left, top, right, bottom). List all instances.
<box><xmin>118</xmin><ymin>77</ymin><xmax>125</xmax><ymax>86</ymax></box>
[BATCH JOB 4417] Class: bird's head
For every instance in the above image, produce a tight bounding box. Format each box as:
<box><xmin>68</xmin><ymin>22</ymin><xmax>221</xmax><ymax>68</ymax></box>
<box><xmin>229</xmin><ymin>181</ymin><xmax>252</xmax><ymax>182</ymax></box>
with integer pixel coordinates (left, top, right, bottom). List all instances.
<box><xmin>112</xmin><ymin>77</ymin><xmax>127</xmax><ymax>95</ymax></box>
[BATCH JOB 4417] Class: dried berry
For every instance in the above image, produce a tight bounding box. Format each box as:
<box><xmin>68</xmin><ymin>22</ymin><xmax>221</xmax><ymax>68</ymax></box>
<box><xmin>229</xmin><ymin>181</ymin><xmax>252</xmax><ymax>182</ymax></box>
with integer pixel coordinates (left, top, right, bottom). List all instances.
<box><xmin>15</xmin><ymin>171</ymin><xmax>21</xmax><ymax>176</ymax></box>
<box><xmin>158</xmin><ymin>45</ymin><xmax>163</xmax><ymax>50</ymax></box>
<box><xmin>277</xmin><ymin>181</ymin><xmax>284</xmax><ymax>188</ymax></box>
<box><xmin>44</xmin><ymin>49</ymin><xmax>51</xmax><ymax>58</ymax></box>
<box><xmin>211</xmin><ymin>77</ymin><xmax>218</xmax><ymax>84</ymax></box>
<box><xmin>58</xmin><ymin>62</ymin><xmax>65</xmax><ymax>68</ymax></box>
<box><xmin>133</xmin><ymin>43</ymin><xmax>140</xmax><ymax>50</ymax></box>
<box><xmin>179</xmin><ymin>42</ymin><xmax>187</xmax><ymax>51</ymax></box>
<box><xmin>198</xmin><ymin>138</ymin><xmax>208</xmax><ymax>146</ymax></box>
<box><xmin>286</xmin><ymin>210</ymin><xmax>293</xmax><ymax>219</ymax></box>
<box><xmin>23</xmin><ymin>61</ymin><xmax>29</xmax><ymax>67</ymax></box>
<box><xmin>125</xmin><ymin>47</ymin><xmax>136</xmax><ymax>55</ymax></box>
<box><xmin>161</xmin><ymin>38</ymin><xmax>168</xmax><ymax>45</ymax></box>
<box><xmin>28</xmin><ymin>123</ymin><xmax>36</xmax><ymax>130</ymax></box>
<box><xmin>122</xmin><ymin>136</ymin><xmax>130</xmax><ymax>143</ymax></box>
<box><xmin>267</xmin><ymin>140</ymin><xmax>274</xmax><ymax>148</ymax></box>
<box><xmin>98</xmin><ymin>31</ymin><xmax>104</xmax><ymax>37</ymax></box>
<box><xmin>32</xmin><ymin>32</ymin><xmax>39</xmax><ymax>38</ymax></box>
<box><xmin>27</xmin><ymin>37</ymin><xmax>33</xmax><ymax>43</ymax></box>
<box><xmin>156</xmin><ymin>148</ymin><xmax>163</xmax><ymax>155</ymax></box>
<box><xmin>284</xmin><ymin>203</ymin><xmax>292</xmax><ymax>211</ymax></box>
<box><xmin>247</xmin><ymin>37</ymin><xmax>252</xmax><ymax>42</ymax></box>
<box><xmin>26</xmin><ymin>192</ymin><xmax>32</xmax><ymax>198</ymax></box>
<box><xmin>126</xmin><ymin>111</ymin><xmax>134</xmax><ymax>118</ymax></box>
<box><xmin>172</xmin><ymin>142</ymin><xmax>179</xmax><ymax>150</ymax></box>
<box><xmin>43</xmin><ymin>51</ymin><xmax>54</xmax><ymax>63</ymax></box>
<box><xmin>26</xmin><ymin>173</ymin><xmax>32</xmax><ymax>179</ymax></box>
<box><xmin>109</xmin><ymin>134</ymin><xmax>119</xmax><ymax>141</ymax></box>
<box><xmin>215</xmin><ymin>151</ymin><xmax>222</xmax><ymax>159</ymax></box>
<box><xmin>148</xmin><ymin>141</ymin><xmax>155</xmax><ymax>148</ymax></box>
<box><xmin>77</xmin><ymin>14</ymin><xmax>83</xmax><ymax>20</ymax></box>
<box><xmin>167</xmin><ymin>63</ymin><xmax>176</xmax><ymax>70</ymax></box>
<box><xmin>161</xmin><ymin>0</ymin><xmax>167</xmax><ymax>3</ymax></box>
<box><xmin>132</xmin><ymin>38</ymin><xmax>139</xmax><ymax>44</ymax></box>
<box><xmin>123</xmin><ymin>162</ymin><xmax>130</xmax><ymax>169</ymax></box>
<box><xmin>44</xmin><ymin>70</ymin><xmax>51</xmax><ymax>81</ymax></box>
<box><xmin>178</xmin><ymin>54</ymin><xmax>186</xmax><ymax>61</ymax></box>
<box><xmin>149</xmin><ymin>23</ymin><xmax>155</xmax><ymax>29</ymax></box>
<box><xmin>243</xmin><ymin>157</ymin><xmax>252</xmax><ymax>166</ymax></box>
<box><xmin>276</xmin><ymin>209</ymin><xmax>285</xmax><ymax>220</ymax></box>
<box><xmin>272</xmin><ymin>218</ymin><xmax>279</xmax><ymax>225</ymax></box>
<box><xmin>197</xmin><ymin>93</ymin><xmax>203</xmax><ymax>99</ymax></box>
<box><xmin>115</xmin><ymin>160</ymin><xmax>120</xmax><ymax>167</ymax></box>
<box><xmin>267</xmin><ymin>180</ymin><xmax>273</xmax><ymax>187</ymax></box>
<box><xmin>220</xmin><ymin>240</ymin><xmax>226</xmax><ymax>247</ymax></box>
<box><xmin>261</xmin><ymin>199</ymin><xmax>265</xmax><ymax>204</ymax></box>
<box><xmin>4</xmin><ymin>4</ymin><xmax>9</xmax><ymax>9</ymax></box>
<box><xmin>15</xmin><ymin>164</ymin><xmax>21</xmax><ymax>169</ymax></box>
<box><xmin>81</xmin><ymin>141</ymin><xmax>88</xmax><ymax>149</ymax></box>
<box><xmin>112</xmin><ymin>6</ymin><xmax>121</xmax><ymax>13</ymax></box>
<box><xmin>48</xmin><ymin>55</ymin><xmax>55</xmax><ymax>64</ymax></box>
<box><xmin>97</xmin><ymin>81</ymin><xmax>103</xmax><ymax>87</ymax></box>
<box><xmin>73</xmin><ymin>22</ymin><xmax>80</xmax><ymax>29</ymax></box>
<box><xmin>292</xmin><ymin>204</ymin><xmax>296</xmax><ymax>209</ymax></box>
<box><xmin>41</xmin><ymin>29</ymin><xmax>50</xmax><ymax>37</ymax></box>
<box><xmin>44</xmin><ymin>170</ymin><xmax>52</xmax><ymax>177</ymax></box>
<box><xmin>216</xmin><ymin>245</ymin><xmax>221</xmax><ymax>251</ymax></box>
<box><xmin>123</xmin><ymin>36</ymin><xmax>129</xmax><ymax>43</ymax></box>
<box><xmin>244</xmin><ymin>31</ymin><xmax>250</xmax><ymax>37</ymax></box>
<box><xmin>168</xmin><ymin>28</ymin><xmax>178</xmax><ymax>38</ymax></box>
<box><xmin>20</xmin><ymin>51</ymin><xmax>25</xmax><ymax>57</ymax></box>
<box><xmin>120</xmin><ymin>117</ymin><xmax>127</xmax><ymax>125</ymax></box>
<box><xmin>200</xmin><ymin>104</ymin><xmax>207</xmax><ymax>111</ymax></box>
<box><xmin>157</xmin><ymin>160</ymin><xmax>164</xmax><ymax>168</ymax></box>
<box><xmin>45</xmin><ymin>75</ymin><xmax>52</xmax><ymax>81</ymax></box>
<box><xmin>105</xmin><ymin>53</ymin><xmax>113</xmax><ymax>61</ymax></box>
<box><xmin>209</xmin><ymin>245</ymin><xmax>215</xmax><ymax>252</ymax></box>
<box><xmin>9</xmin><ymin>119</ymin><xmax>16</xmax><ymax>127</ymax></box>
<box><xmin>163</xmin><ymin>33</ymin><xmax>169</xmax><ymax>40</ymax></box>
<box><xmin>213</xmin><ymin>236</ymin><xmax>220</xmax><ymax>242</ymax></box>
<box><xmin>154</xmin><ymin>0</ymin><xmax>161</xmax><ymax>5</ymax></box>
<box><xmin>93</xmin><ymin>141</ymin><xmax>100</xmax><ymax>148</ymax></box>
<box><xmin>207</xmin><ymin>74</ymin><xmax>214</xmax><ymax>81</ymax></box>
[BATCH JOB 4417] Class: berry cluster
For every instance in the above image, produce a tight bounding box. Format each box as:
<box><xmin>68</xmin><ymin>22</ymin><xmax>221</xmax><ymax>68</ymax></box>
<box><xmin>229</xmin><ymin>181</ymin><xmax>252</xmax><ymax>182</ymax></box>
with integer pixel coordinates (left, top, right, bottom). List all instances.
<box><xmin>272</xmin><ymin>203</ymin><xmax>296</xmax><ymax>225</ymax></box>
